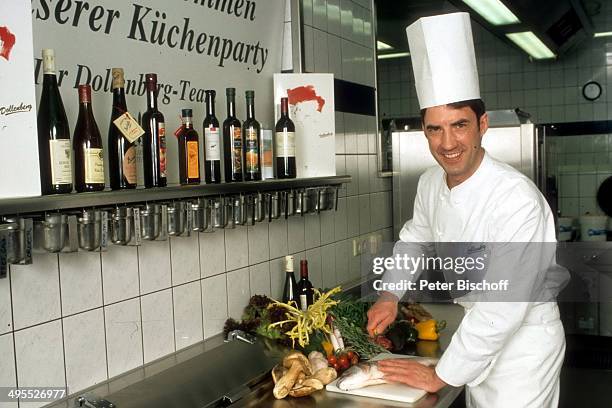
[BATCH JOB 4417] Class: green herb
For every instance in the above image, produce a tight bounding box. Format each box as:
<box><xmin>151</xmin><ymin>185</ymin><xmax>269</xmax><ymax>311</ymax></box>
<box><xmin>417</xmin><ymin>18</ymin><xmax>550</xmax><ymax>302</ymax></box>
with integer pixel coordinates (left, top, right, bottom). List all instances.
<box><xmin>333</xmin><ymin>316</ymin><xmax>388</xmax><ymax>359</ymax></box>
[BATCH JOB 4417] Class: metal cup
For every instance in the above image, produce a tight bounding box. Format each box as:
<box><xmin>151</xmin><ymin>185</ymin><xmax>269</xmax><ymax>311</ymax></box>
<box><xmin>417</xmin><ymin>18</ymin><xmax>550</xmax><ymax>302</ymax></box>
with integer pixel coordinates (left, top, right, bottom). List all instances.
<box><xmin>140</xmin><ymin>204</ymin><xmax>161</xmax><ymax>241</ymax></box>
<box><xmin>294</xmin><ymin>190</ymin><xmax>306</xmax><ymax>215</ymax></box>
<box><xmin>225</xmin><ymin>197</ymin><xmax>236</xmax><ymax>229</ymax></box>
<box><xmin>0</xmin><ymin>221</ymin><xmax>21</xmax><ymax>263</ymax></box>
<box><xmin>283</xmin><ymin>190</ymin><xmax>296</xmax><ymax>219</ymax></box>
<box><xmin>234</xmin><ymin>196</ymin><xmax>247</xmax><ymax>226</ymax></box>
<box><xmin>191</xmin><ymin>199</ymin><xmax>208</xmax><ymax>232</ymax></box>
<box><xmin>77</xmin><ymin>210</ymin><xmax>102</xmax><ymax>251</ymax></box>
<box><xmin>211</xmin><ymin>198</ymin><xmax>226</xmax><ymax>229</ymax></box>
<box><xmin>42</xmin><ymin>213</ymin><xmax>67</xmax><ymax>252</ymax></box>
<box><xmin>110</xmin><ymin>207</ymin><xmax>132</xmax><ymax>245</ymax></box>
<box><xmin>267</xmin><ymin>192</ymin><xmax>281</xmax><ymax>221</ymax></box>
<box><xmin>254</xmin><ymin>192</ymin><xmax>266</xmax><ymax>223</ymax></box>
<box><xmin>167</xmin><ymin>202</ymin><xmax>187</xmax><ymax>236</ymax></box>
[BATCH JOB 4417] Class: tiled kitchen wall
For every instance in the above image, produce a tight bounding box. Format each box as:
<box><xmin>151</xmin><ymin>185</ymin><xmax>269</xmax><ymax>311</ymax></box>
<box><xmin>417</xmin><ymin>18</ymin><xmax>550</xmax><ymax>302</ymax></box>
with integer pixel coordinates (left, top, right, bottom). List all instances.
<box><xmin>378</xmin><ymin>1</ymin><xmax>612</xmax><ymax>125</ymax></box>
<box><xmin>0</xmin><ymin>1</ymin><xmax>391</xmax><ymax>406</ymax></box>
<box><xmin>548</xmin><ymin>135</ymin><xmax>612</xmax><ymax>217</ymax></box>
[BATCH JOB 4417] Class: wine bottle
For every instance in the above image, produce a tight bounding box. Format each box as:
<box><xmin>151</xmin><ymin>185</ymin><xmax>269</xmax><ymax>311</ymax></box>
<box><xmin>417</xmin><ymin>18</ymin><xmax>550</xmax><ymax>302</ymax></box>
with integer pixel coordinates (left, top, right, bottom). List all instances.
<box><xmin>282</xmin><ymin>255</ymin><xmax>298</xmax><ymax>304</ymax></box>
<box><xmin>178</xmin><ymin>108</ymin><xmax>200</xmax><ymax>185</ymax></box>
<box><xmin>37</xmin><ymin>49</ymin><xmax>72</xmax><ymax>194</ymax></box>
<box><xmin>108</xmin><ymin>68</ymin><xmax>137</xmax><ymax>190</ymax></box>
<box><xmin>203</xmin><ymin>90</ymin><xmax>221</xmax><ymax>184</ymax></box>
<box><xmin>142</xmin><ymin>73</ymin><xmax>167</xmax><ymax>188</ymax></box>
<box><xmin>297</xmin><ymin>260</ymin><xmax>313</xmax><ymax>311</ymax></box>
<box><xmin>73</xmin><ymin>84</ymin><xmax>105</xmax><ymax>192</ymax></box>
<box><xmin>222</xmin><ymin>88</ymin><xmax>243</xmax><ymax>182</ymax></box>
<box><xmin>275</xmin><ymin>97</ymin><xmax>297</xmax><ymax>178</ymax></box>
<box><xmin>242</xmin><ymin>90</ymin><xmax>261</xmax><ymax>181</ymax></box>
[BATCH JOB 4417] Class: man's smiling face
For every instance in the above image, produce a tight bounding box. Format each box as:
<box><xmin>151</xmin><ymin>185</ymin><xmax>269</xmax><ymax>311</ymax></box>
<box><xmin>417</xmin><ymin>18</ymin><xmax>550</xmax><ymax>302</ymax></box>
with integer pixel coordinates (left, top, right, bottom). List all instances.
<box><xmin>423</xmin><ymin>104</ymin><xmax>488</xmax><ymax>188</ymax></box>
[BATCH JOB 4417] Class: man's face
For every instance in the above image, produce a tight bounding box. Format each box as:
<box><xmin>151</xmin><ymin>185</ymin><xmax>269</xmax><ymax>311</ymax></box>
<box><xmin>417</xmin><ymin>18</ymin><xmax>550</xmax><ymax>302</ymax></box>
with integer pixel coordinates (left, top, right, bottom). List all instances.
<box><xmin>423</xmin><ymin>105</ymin><xmax>488</xmax><ymax>188</ymax></box>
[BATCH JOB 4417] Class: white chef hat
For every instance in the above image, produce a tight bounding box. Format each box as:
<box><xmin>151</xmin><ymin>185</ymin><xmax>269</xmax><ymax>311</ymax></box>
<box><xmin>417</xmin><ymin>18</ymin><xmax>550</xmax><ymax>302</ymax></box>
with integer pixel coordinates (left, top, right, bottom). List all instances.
<box><xmin>406</xmin><ymin>12</ymin><xmax>480</xmax><ymax>109</ymax></box>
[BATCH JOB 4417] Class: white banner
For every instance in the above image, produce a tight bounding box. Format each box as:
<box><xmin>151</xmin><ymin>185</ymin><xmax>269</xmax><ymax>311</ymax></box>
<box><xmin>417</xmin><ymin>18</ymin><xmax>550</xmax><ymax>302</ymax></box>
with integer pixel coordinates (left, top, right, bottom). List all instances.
<box><xmin>31</xmin><ymin>0</ymin><xmax>285</xmax><ymax>185</ymax></box>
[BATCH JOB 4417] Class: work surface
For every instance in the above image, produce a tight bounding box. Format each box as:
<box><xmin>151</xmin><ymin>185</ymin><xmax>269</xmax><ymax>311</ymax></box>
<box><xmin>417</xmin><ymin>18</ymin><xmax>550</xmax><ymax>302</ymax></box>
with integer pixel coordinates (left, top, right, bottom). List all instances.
<box><xmin>44</xmin><ymin>303</ymin><xmax>465</xmax><ymax>408</ymax></box>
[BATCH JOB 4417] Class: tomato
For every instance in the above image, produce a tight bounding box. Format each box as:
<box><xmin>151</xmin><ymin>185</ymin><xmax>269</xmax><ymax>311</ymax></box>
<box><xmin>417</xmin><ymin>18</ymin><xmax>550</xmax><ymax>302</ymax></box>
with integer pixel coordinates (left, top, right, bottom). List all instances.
<box><xmin>338</xmin><ymin>355</ymin><xmax>350</xmax><ymax>369</ymax></box>
<box><xmin>332</xmin><ymin>362</ymin><xmax>341</xmax><ymax>371</ymax></box>
<box><xmin>347</xmin><ymin>351</ymin><xmax>355</xmax><ymax>360</ymax></box>
<box><xmin>327</xmin><ymin>355</ymin><xmax>337</xmax><ymax>365</ymax></box>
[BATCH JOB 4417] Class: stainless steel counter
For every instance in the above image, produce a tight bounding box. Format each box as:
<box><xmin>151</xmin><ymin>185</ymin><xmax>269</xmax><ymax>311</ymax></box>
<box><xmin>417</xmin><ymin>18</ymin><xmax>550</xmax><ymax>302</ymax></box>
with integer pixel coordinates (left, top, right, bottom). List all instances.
<box><xmin>45</xmin><ymin>302</ymin><xmax>465</xmax><ymax>408</ymax></box>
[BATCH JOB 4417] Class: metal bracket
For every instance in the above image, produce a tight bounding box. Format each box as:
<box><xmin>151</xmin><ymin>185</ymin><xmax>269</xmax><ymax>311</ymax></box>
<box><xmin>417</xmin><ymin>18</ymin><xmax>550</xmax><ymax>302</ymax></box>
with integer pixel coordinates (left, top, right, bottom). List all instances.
<box><xmin>75</xmin><ymin>395</ymin><xmax>116</xmax><ymax>408</ymax></box>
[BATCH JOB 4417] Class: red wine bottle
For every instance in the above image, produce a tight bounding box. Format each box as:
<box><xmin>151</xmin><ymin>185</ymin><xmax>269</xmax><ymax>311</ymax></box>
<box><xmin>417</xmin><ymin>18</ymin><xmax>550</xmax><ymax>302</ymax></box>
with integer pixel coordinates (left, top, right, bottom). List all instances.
<box><xmin>222</xmin><ymin>88</ymin><xmax>243</xmax><ymax>182</ymax></box>
<box><xmin>275</xmin><ymin>97</ymin><xmax>297</xmax><ymax>178</ymax></box>
<box><xmin>142</xmin><ymin>73</ymin><xmax>167</xmax><ymax>188</ymax></box>
<box><xmin>242</xmin><ymin>90</ymin><xmax>261</xmax><ymax>181</ymax></box>
<box><xmin>178</xmin><ymin>108</ymin><xmax>200</xmax><ymax>185</ymax></box>
<box><xmin>108</xmin><ymin>68</ymin><xmax>136</xmax><ymax>190</ymax></box>
<box><xmin>297</xmin><ymin>260</ymin><xmax>314</xmax><ymax>311</ymax></box>
<box><xmin>73</xmin><ymin>85</ymin><xmax>105</xmax><ymax>192</ymax></box>
<box><xmin>37</xmin><ymin>49</ymin><xmax>72</xmax><ymax>194</ymax></box>
<box><xmin>282</xmin><ymin>255</ymin><xmax>298</xmax><ymax>304</ymax></box>
<box><xmin>203</xmin><ymin>90</ymin><xmax>221</xmax><ymax>184</ymax></box>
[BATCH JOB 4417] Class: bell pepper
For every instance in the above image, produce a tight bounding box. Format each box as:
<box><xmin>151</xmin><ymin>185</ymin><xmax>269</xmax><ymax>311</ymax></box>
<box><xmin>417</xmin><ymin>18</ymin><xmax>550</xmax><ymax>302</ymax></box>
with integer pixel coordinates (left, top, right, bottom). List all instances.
<box><xmin>322</xmin><ymin>340</ymin><xmax>334</xmax><ymax>357</ymax></box>
<box><xmin>416</xmin><ymin>340</ymin><xmax>440</xmax><ymax>358</ymax></box>
<box><xmin>415</xmin><ymin>319</ymin><xmax>446</xmax><ymax>341</ymax></box>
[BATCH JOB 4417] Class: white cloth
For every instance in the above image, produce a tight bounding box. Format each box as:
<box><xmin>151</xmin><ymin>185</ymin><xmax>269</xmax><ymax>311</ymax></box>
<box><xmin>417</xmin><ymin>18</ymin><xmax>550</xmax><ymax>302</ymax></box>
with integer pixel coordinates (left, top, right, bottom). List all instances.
<box><xmin>382</xmin><ymin>151</ymin><xmax>566</xmax><ymax>408</ymax></box>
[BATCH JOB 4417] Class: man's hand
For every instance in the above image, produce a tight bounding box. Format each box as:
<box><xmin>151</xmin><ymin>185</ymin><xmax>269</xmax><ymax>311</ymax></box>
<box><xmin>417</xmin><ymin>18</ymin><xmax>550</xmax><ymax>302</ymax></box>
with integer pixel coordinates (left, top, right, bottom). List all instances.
<box><xmin>378</xmin><ymin>359</ymin><xmax>446</xmax><ymax>393</ymax></box>
<box><xmin>366</xmin><ymin>291</ymin><xmax>399</xmax><ymax>337</ymax></box>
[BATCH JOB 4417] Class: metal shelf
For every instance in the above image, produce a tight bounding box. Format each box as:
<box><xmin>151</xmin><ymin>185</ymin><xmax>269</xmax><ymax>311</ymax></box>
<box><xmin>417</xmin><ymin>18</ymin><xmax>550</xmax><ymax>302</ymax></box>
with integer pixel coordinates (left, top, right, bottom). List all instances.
<box><xmin>0</xmin><ymin>175</ymin><xmax>351</xmax><ymax>216</ymax></box>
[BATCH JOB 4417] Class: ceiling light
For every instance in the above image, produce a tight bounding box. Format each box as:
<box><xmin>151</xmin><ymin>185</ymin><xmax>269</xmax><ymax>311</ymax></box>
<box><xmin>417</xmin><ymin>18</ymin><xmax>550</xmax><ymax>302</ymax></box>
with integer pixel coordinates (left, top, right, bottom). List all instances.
<box><xmin>462</xmin><ymin>0</ymin><xmax>520</xmax><ymax>26</ymax></box>
<box><xmin>377</xmin><ymin>41</ymin><xmax>393</xmax><ymax>50</ymax></box>
<box><xmin>506</xmin><ymin>32</ymin><xmax>556</xmax><ymax>59</ymax></box>
<box><xmin>377</xmin><ymin>52</ymin><xmax>411</xmax><ymax>60</ymax></box>
<box><xmin>594</xmin><ymin>31</ymin><xmax>612</xmax><ymax>38</ymax></box>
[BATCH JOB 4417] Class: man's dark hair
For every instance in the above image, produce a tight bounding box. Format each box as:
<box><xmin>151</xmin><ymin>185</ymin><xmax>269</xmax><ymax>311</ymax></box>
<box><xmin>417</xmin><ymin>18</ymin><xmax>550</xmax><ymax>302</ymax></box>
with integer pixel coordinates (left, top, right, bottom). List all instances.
<box><xmin>420</xmin><ymin>99</ymin><xmax>486</xmax><ymax>124</ymax></box>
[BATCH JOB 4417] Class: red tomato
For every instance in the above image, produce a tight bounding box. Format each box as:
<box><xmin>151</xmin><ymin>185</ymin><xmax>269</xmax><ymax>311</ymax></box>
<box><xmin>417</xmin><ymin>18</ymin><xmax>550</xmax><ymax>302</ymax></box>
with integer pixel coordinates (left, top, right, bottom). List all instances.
<box><xmin>338</xmin><ymin>355</ymin><xmax>350</xmax><ymax>369</ymax></box>
<box><xmin>327</xmin><ymin>355</ymin><xmax>337</xmax><ymax>365</ymax></box>
<box><xmin>347</xmin><ymin>351</ymin><xmax>355</xmax><ymax>360</ymax></box>
<box><xmin>332</xmin><ymin>362</ymin><xmax>341</xmax><ymax>371</ymax></box>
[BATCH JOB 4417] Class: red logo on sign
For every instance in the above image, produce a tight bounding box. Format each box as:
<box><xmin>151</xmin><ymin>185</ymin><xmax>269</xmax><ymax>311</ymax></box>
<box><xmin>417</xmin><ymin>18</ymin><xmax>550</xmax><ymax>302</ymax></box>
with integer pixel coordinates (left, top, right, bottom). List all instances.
<box><xmin>0</xmin><ymin>26</ymin><xmax>16</xmax><ymax>61</ymax></box>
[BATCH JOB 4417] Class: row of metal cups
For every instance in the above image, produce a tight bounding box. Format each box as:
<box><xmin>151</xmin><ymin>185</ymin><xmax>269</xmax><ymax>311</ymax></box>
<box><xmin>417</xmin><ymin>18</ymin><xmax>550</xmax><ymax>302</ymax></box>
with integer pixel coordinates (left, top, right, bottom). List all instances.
<box><xmin>7</xmin><ymin>187</ymin><xmax>339</xmax><ymax>258</ymax></box>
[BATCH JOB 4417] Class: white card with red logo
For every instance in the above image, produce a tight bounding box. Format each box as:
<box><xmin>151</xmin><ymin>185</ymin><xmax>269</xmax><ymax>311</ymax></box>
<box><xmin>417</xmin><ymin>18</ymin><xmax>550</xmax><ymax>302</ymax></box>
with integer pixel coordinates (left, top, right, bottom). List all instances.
<box><xmin>0</xmin><ymin>0</ymin><xmax>40</xmax><ymax>198</ymax></box>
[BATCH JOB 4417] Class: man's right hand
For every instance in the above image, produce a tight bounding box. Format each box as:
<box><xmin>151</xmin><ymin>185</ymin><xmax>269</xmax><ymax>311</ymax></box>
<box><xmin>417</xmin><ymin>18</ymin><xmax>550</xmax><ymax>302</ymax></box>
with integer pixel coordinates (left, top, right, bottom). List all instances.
<box><xmin>366</xmin><ymin>291</ymin><xmax>399</xmax><ymax>337</ymax></box>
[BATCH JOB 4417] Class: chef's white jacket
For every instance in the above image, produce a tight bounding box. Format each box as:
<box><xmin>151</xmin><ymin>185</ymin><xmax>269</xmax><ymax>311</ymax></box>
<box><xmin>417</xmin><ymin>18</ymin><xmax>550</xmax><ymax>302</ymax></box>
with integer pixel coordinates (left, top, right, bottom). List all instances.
<box><xmin>383</xmin><ymin>151</ymin><xmax>567</xmax><ymax>408</ymax></box>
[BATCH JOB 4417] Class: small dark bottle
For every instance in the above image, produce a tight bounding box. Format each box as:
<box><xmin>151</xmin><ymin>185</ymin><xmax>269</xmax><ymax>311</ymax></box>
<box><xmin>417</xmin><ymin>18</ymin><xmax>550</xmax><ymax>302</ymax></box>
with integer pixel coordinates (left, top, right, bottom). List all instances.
<box><xmin>222</xmin><ymin>88</ymin><xmax>243</xmax><ymax>182</ymax></box>
<box><xmin>178</xmin><ymin>108</ymin><xmax>201</xmax><ymax>185</ymax></box>
<box><xmin>37</xmin><ymin>49</ymin><xmax>73</xmax><ymax>194</ymax></box>
<box><xmin>297</xmin><ymin>260</ymin><xmax>314</xmax><ymax>311</ymax></box>
<box><xmin>275</xmin><ymin>97</ymin><xmax>297</xmax><ymax>178</ymax></box>
<box><xmin>282</xmin><ymin>255</ymin><xmax>298</xmax><ymax>305</ymax></box>
<box><xmin>142</xmin><ymin>73</ymin><xmax>167</xmax><ymax>188</ymax></box>
<box><xmin>242</xmin><ymin>90</ymin><xmax>261</xmax><ymax>181</ymax></box>
<box><xmin>73</xmin><ymin>85</ymin><xmax>105</xmax><ymax>192</ymax></box>
<box><xmin>203</xmin><ymin>90</ymin><xmax>221</xmax><ymax>184</ymax></box>
<box><xmin>108</xmin><ymin>68</ymin><xmax>137</xmax><ymax>190</ymax></box>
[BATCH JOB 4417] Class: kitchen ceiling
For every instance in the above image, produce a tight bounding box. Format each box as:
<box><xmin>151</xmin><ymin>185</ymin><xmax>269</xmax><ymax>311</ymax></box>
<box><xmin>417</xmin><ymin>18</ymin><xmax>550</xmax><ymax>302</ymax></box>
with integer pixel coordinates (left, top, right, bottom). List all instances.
<box><xmin>375</xmin><ymin>0</ymin><xmax>604</xmax><ymax>60</ymax></box>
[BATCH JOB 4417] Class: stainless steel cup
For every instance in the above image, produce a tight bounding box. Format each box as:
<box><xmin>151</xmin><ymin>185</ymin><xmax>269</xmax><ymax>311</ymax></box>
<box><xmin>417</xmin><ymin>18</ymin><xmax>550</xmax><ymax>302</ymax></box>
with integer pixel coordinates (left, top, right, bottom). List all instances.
<box><xmin>211</xmin><ymin>198</ymin><xmax>226</xmax><ymax>229</ymax></box>
<box><xmin>140</xmin><ymin>204</ymin><xmax>161</xmax><ymax>241</ymax></box>
<box><xmin>254</xmin><ymin>192</ymin><xmax>266</xmax><ymax>223</ymax></box>
<box><xmin>283</xmin><ymin>190</ymin><xmax>296</xmax><ymax>218</ymax></box>
<box><xmin>110</xmin><ymin>208</ymin><xmax>132</xmax><ymax>245</ymax></box>
<box><xmin>167</xmin><ymin>202</ymin><xmax>187</xmax><ymax>236</ymax></box>
<box><xmin>191</xmin><ymin>199</ymin><xmax>207</xmax><ymax>232</ymax></box>
<box><xmin>0</xmin><ymin>221</ymin><xmax>21</xmax><ymax>262</ymax></box>
<box><xmin>78</xmin><ymin>210</ymin><xmax>102</xmax><ymax>251</ymax></box>
<box><xmin>234</xmin><ymin>196</ymin><xmax>247</xmax><ymax>226</ymax></box>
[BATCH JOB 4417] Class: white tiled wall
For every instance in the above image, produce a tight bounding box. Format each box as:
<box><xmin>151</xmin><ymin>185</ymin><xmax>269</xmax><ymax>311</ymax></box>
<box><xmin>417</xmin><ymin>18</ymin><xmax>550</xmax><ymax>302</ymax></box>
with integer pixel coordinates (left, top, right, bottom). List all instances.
<box><xmin>378</xmin><ymin>1</ymin><xmax>612</xmax><ymax>124</ymax></box>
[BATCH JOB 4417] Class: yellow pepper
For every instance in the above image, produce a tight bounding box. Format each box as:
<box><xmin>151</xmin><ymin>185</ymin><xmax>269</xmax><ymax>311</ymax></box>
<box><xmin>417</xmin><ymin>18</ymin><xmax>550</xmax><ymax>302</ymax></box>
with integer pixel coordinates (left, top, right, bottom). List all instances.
<box><xmin>321</xmin><ymin>340</ymin><xmax>334</xmax><ymax>357</ymax></box>
<box><xmin>416</xmin><ymin>340</ymin><xmax>440</xmax><ymax>358</ymax></box>
<box><xmin>415</xmin><ymin>319</ymin><xmax>446</xmax><ymax>341</ymax></box>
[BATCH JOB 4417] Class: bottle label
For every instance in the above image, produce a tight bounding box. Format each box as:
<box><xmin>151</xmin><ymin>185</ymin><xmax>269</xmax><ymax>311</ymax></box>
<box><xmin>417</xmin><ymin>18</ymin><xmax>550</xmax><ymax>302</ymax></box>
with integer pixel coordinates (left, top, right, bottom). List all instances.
<box><xmin>49</xmin><ymin>139</ymin><xmax>72</xmax><ymax>185</ymax></box>
<box><xmin>113</xmin><ymin>112</ymin><xmax>145</xmax><ymax>143</ymax></box>
<box><xmin>84</xmin><ymin>148</ymin><xmax>104</xmax><ymax>184</ymax></box>
<box><xmin>158</xmin><ymin>122</ymin><xmax>167</xmax><ymax>178</ymax></box>
<box><xmin>232</xmin><ymin>127</ymin><xmax>242</xmax><ymax>173</ymax></box>
<box><xmin>187</xmin><ymin>141</ymin><xmax>199</xmax><ymax>179</ymax></box>
<box><xmin>245</xmin><ymin>128</ymin><xmax>259</xmax><ymax>172</ymax></box>
<box><xmin>123</xmin><ymin>146</ymin><xmax>137</xmax><ymax>184</ymax></box>
<box><xmin>204</xmin><ymin>127</ymin><xmax>221</xmax><ymax>161</ymax></box>
<box><xmin>275</xmin><ymin>131</ymin><xmax>295</xmax><ymax>158</ymax></box>
<box><xmin>299</xmin><ymin>294</ymin><xmax>308</xmax><ymax>312</ymax></box>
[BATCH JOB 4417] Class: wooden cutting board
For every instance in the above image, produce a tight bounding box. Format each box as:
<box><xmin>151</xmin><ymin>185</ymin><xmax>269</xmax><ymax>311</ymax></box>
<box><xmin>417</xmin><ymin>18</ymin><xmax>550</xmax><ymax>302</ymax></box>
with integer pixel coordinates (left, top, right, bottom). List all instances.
<box><xmin>325</xmin><ymin>353</ymin><xmax>437</xmax><ymax>404</ymax></box>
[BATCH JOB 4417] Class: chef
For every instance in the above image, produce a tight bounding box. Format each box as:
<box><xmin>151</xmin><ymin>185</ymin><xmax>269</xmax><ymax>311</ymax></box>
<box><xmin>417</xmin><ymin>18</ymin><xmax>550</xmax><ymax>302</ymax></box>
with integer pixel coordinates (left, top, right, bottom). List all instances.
<box><xmin>366</xmin><ymin>12</ymin><xmax>567</xmax><ymax>408</ymax></box>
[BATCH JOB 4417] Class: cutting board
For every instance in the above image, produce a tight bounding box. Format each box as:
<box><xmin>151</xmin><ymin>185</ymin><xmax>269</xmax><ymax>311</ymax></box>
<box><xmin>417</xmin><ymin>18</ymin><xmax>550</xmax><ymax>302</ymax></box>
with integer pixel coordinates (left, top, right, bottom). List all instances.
<box><xmin>325</xmin><ymin>353</ymin><xmax>437</xmax><ymax>404</ymax></box>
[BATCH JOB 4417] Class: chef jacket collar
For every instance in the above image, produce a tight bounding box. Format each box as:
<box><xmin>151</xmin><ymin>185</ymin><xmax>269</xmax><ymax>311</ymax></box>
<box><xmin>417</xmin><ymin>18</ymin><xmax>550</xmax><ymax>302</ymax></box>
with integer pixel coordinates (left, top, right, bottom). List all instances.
<box><xmin>440</xmin><ymin>150</ymin><xmax>491</xmax><ymax>205</ymax></box>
